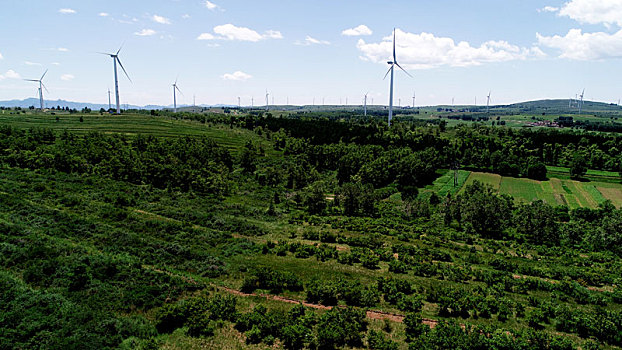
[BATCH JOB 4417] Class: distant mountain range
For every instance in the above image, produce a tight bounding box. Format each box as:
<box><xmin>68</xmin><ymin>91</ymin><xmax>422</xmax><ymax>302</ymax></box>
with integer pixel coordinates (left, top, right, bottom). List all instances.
<box><xmin>1</xmin><ymin>98</ymin><xmax>621</xmax><ymax>114</ymax></box>
<box><xmin>0</xmin><ymin>98</ymin><xmax>235</xmax><ymax>110</ymax></box>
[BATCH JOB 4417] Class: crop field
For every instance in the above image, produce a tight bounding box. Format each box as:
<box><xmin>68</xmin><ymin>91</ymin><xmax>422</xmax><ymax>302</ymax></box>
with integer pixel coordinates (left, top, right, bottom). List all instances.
<box><xmin>445</xmin><ymin>171</ymin><xmax>622</xmax><ymax>208</ymax></box>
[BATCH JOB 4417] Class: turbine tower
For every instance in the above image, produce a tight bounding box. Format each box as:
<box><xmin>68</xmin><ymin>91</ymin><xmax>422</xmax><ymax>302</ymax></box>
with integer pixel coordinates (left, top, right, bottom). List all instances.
<box><xmin>238</xmin><ymin>96</ymin><xmax>241</xmax><ymax>108</ymax></box>
<box><xmin>486</xmin><ymin>91</ymin><xmax>491</xmax><ymax>113</ymax></box>
<box><xmin>364</xmin><ymin>92</ymin><xmax>369</xmax><ymax>117</ymax></box>
<box><xmin>265</xmin><ymin>90</ymin><xmax>269</xmax><ymax>111</ymax></box>
<box><xmin>172</xmin><ymin>77</ymin><xmax>182</xmax><ymax>112</ymax></box>
<box><xmin>579</xmin><ymin>89</ymin><xmax>585</xmax><ymax>114</ymax></box>
<box><xmin>100</xmin><ymin>46</ymin><xmax>131</xmax><ymax>114</ymax></box>
<box><xmin>24</xmin><ymin>69</ymin><xmax>48</xmax><ymax>110</ymax></box>
<box><xmin>108</xmin><ymin>88</ymin><xmax>112</xmax><ymax>111</ymax></box>
<box><xmin>384</xmin><ymin>28</ymin><xmax>412</xmax><ymax>127</ymax></box>
<box><xmin>412</xmin><ymin>91</ymin><xmax>415</xmax><ymax>108</ymax></box>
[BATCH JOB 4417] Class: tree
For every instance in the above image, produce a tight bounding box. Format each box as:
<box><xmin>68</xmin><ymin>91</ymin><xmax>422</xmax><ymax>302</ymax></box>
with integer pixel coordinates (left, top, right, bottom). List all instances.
<box><xmin>570</xmin><ymin>153</ymin><xmax>587</xmax><ymax>179</ymax></box>
<box><xmin>453</xmin><ymin>181</ymin><xmax>513</xmax><ymax>238</ymax></box>
<box><xmin>516</xmin><ymin>200</ymin><xmax>560</xmax><ymax>245</ymax></box>
<box><xmin>526</xmin><ymin>160</ymin><xmax>547</xmax><ymax>180</ymax></box>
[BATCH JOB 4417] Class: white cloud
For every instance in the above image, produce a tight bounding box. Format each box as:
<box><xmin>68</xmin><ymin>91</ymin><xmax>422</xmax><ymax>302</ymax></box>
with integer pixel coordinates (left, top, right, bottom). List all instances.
<box><xmin>60</xmin><ymin>74</ymin><xmax>74</xmax><ymax>81</ymax></box>
<box><xmin>182</xmin><ymin>14</ymin><xmax>190</xmax><ymax>19</ymax></box>
<box><xmin>342</xmin><ymin>25</ymin><xmax>373</xmax><ymax>36</ymax></box>
<box><xmin>0</xmin><ymin>70</ymin><xmax>21</xmax><ymax>80</ymax></box>
<box><xmin>152</xmin><ymin>15</ymin><xmax>171</xmax><ymax>24</ymax></box>
<box><xmin>222</xmin><ymin>71</ymin><xmax>252</xmax><ymax>81</ymax></box>
<box><xmin>24</xmin><ymin>61</ymin><xmax>42</xmax><ymax>66</ymax></box>
<box><xmin>51</xmin><ymin>62</ymin><xmax>60</xmax><ymax>66</ymax></box>
<box><xmin>99</xmin><ymin>12</ymin><xmax>109</xmax><ymax>17</ymax></box>
<box><xmin>538</xmin><ymin>6</ymin><xmax>559</xmax><ymax>12</ymax></box>
<box><xmin>205</xmin><ymin>1</ymin><xmax>220</xmax><ymax>10</ymax></box>
<box><xmin>57</xmin><ymin>47</ymin><xmax>69</xmax><ymax>52</ymax></box>
<box><xmin>198</xmin><ymin>24</ymin><xmax>283</xmax><ymax>42</ymax></box>
<box><xmin>59</xmin><ymin>8</ymin><xmax>76</xmax><ymax>14</ymax></box>
<box><xmin>356</xmin><ymin>29</ymin><xmax>544</xmax><ymax>69</ymax></box>
<box><xmin>296</xmin><ymin>36</ymin><xmax>330</xmax><ymax>46</ymax></box>
<box><xmin>557</xmin><ymin>0</ymin><xmax>622</xmax><ymax>26</ymax></box>
<box><xmin>197</xmin><ymin>33</ymin><xmax>216</xmax><ymax>40</ymax></box>
<box><xmin>0</xmin><ymin>52</ymin><xmax>3</xmax><ymax>60</ymax></box>
<box><xmin>135</xmin><ymin>29</ymin><xmax>157</xmax><ymax>36</ymax></box>
<box><xmin>537</xmin><ymin>28</ymin><xmax>622</xmax><ymax>60</ymax></box>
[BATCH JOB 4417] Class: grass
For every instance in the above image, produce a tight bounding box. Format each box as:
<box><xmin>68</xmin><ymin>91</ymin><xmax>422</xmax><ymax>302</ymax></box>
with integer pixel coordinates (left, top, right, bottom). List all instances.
<box><xmin>458</xmin><ymin>171</ymin><xmax>622</xmax><ymax>208</ymax></box>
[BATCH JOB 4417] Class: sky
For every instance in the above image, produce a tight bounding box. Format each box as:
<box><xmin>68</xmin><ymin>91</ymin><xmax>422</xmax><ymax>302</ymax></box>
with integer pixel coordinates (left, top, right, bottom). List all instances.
<box><xmin>1</xmin><ymin>0</ymin><xmax>622</xmax><ymax>107</ymax></box>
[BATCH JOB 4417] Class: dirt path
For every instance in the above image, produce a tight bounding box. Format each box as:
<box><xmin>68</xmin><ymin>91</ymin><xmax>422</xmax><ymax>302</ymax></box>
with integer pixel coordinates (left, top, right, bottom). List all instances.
<box><xmin>219</xmin><ymin>286</ymin><xmax>438</xmax><ymax>327</ymax></box>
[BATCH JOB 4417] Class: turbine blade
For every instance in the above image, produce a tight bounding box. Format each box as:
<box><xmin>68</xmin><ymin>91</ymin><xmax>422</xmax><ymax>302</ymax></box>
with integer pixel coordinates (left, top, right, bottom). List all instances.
<box><xmin>24</xmin><ymin>79</ymin><xmax>39</xmax><ymax>82</ymax></box>
<box><xmin>383</xmin><ymin>65</ymin><xmax>393</xmax><ymax>80</ymax></box>
<box><xmin>116</xmin><ymin>57</ymin><xmax>132</xmax><ymax>83</ymax></box>
<box><xmin>97</xmin><ymin>52</ymin><xmax>113</xmax><ymax>56</ymax></box>
<box><xmin>395</xmin><ymin>62</ymin><xmax>413</xmax><ymax>78</ymax></box>
<box><xmin>116</xmin><ymin>42</ymin><xmax>125</xmax><ymax>55</ymax></box>
<box><xmin>176</xmin><ymin>85</ymin><xmax>183</xmax><ymax>96</ymax></box>
<box><xmin>40</xmin><ymin>69</ymin><xmax>48</xmax><ymax>80</ymax></box>
<box><xmin>393</xmin><ymin>28</ymin><xmax>397</xmax><ymax>63</ymax></box>
<box><xmin>41</xmin><ymin>82</ymin><xmax>49</xmax><ymax>93</ymax></box>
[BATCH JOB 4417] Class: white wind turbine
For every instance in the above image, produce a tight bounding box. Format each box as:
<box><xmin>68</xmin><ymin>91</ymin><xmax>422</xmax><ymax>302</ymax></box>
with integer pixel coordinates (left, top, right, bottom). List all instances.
<box><xmin>99</xmin><ymin>46</ymin><xmax>131</xmax><ymax>114</ymax></box>
<box><xmin>172</xmin><ymin>77</ymin><xmax>183</xmax><ymax>112</ymax></box>
<box><xmin>384</xmin><ymin>28</ymin><xmax>412</xmax><ymax>127</ymax></box>
<box><xmin>24</xmin><ymin>69</ymin><xmax>48</xmax><ymax>110</ymax></box>
<box><xmin>579</xmin><ymin>89</ymin><xmax>585</xmax><ymax>114</ymax></box>
<box><xmin>364</xmin><ymin>92</ymin><xmax>369</xmax><ymax>116</ymax></box>
<box><xmin>486</xmin><ymin>91</ymin><xmax>491</xmax><ymax>113</ymax></box>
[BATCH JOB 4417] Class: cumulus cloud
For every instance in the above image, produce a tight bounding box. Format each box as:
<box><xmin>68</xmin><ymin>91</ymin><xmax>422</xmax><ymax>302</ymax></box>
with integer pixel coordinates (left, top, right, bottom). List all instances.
<box><xmin>356</xmin><ymin>29</ymin><xmax>544</xmax><ymax>69</ymax></box>
<box><xmin>197</xmin><ymin>24</ymin><xmax>282</xmax><ymax>42</ymax></box>
<box><xmin>60</xmin><ymin>74</ymin><xmax>74</xmax><ymax>81</ymax></box>
<box><xmin>135</xmin><ymin>29</ymin><xmax>156</xmax><ymax>36</ymax></box>
<box><xmin>152</xmin><ymin>15</ymin><xmax>171</xmax><ymax>24</ymax></box>
<box><xmin>296</xmin><ymin>36</ymin><xmax>330</xmax><ymax>46</ymax></box>
<box><xmin>99</xmin><ymin>12</ymin><xmax>109</xmax><ymax>17</ymax></box>
<box><xmin>0</xmin><ymin>70</ymin><xmax>21</xmax><ymax>80</ymax></box>
<box><xmin>59</xmin><ymin>8</ymin><xmax>76</xmax><ymax>14</ymax></box>
<box><xmin>537</xmin><ymin>28</ymin><xmax>622</xmax><ymax>60</ymax></box>
<box><xmin>222</xmin><ymin>71</ymin><xmax>252</xmax><ymax>81</ymax></box>
<box><xmin>557</xmin><ymin>0</ymin><xmax>622</xmax><ymax>26</ymax></box>
<box><xmin>342</xmin><ymin>25</ymin><xmax>373</xmax><ymax>36</ymax></box>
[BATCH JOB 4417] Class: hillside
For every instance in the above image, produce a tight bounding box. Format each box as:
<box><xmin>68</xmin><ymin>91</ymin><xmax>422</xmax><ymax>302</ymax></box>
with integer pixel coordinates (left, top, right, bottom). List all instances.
<box><xmin>0</xmin><ymin>111</ymin><xmax>621</xmax><ymax>349</ymax></box>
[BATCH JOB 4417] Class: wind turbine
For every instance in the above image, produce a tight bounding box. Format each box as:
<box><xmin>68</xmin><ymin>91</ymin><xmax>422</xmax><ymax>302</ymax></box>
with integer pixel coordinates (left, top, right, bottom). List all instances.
<box><xmin>412</xmin><ymin>91</ymin><xmax>416</xmax><ymax>108</ymax></box>
<box><xmin>384</xmin><ymin>28</ymin><xmax>412</xmax><ymax>127</ymax></box>
<box><xmin>238</xmin><ymin>96</ymin><xmax>241</xmax><ymax>108</ymax></box>
<box><xmin>579</xmin><ymin>89</ymin><xmax>585</xmax><ymax>114</ymax></box>
<box><xmin>108</xmin><ymin>88</ymin><xmax>112</xmax><ymax>111</ymax></box>
<box><xmin>364</xmin><ymin>92</ymin><xmax>369</xmax><ymax>116</ymax></box>
<box><xmin>24</xmin><ymin>69</ymin><xmax>48</xmax><ymax>110</ymax></box>
<box><xmin>172</xmin><ymin>77</ymin><xmax>182</xmax><ymax>112</ymax></box>
<box><xmin>486</xmin><ymin>91</ymin><xmax>491</xmax><ymax>113</ymax></box>
<box><xmin>265</xmin><ymin>90</ymin><xmax>269</xmax><ymax>111</ymax></box>
<box><xmin>100</xmin><ymin>46</ymin><xmax>131</xmax><ymax>114</ymax></box>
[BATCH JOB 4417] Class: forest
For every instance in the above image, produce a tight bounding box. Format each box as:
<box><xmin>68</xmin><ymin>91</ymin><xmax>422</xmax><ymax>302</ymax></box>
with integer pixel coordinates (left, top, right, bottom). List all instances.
<box><xmin>0</xmin><ymin>110</ymin><xmax>621</xmax><ymax>349</ymax></box>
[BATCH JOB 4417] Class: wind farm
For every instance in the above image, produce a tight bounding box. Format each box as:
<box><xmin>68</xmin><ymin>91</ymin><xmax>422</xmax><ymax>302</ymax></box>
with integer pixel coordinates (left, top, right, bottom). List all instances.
<box><xmin>2</xmin><ymin>1</ymin><xmax>622</xmax><ymax>350</ymax></box>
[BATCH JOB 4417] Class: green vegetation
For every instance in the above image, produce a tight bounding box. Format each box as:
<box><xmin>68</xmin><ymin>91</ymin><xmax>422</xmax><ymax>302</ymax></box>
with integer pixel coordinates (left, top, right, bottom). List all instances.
<box><xmin>1</xmin><ymin>109</ymin><xmax>621</xmax><ymax>349</ymax></box>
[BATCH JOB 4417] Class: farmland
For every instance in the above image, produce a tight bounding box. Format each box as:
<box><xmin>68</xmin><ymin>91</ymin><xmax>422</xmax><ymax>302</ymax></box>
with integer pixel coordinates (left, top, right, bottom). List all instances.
<box><xmin>431</xmin><ymin>170</ymin><xmax>622</xmax><ymax>209</ymax></box>
<box><xmin>1</xmin><ymin>110</ymin><xmax>621</xmax><ymax>349</ymax></box>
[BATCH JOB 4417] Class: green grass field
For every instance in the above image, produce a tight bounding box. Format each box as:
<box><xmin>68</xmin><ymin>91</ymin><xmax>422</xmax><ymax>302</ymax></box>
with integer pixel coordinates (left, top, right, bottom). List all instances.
<box><xmin>435</xmin><ymin>170</ymin><xmax>622</xmax><ymax>209</ymax></box>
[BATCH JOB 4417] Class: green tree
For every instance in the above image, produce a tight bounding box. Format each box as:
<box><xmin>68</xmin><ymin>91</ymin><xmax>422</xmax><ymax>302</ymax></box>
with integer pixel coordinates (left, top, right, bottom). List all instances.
<box><xmin>570</xmin><ymin>153</ymin><xmax>587</xmax><ymax>179</ymax></box>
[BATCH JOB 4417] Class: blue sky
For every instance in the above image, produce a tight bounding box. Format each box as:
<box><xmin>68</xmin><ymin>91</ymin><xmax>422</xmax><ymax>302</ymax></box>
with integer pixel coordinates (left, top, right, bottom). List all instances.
<box><xmin>1</xmin><ymin>0</ymin><xmax>621</xmax><ymax>107</ymax></box>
